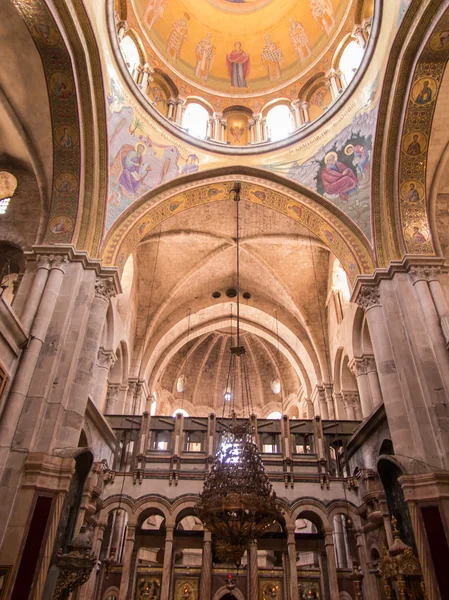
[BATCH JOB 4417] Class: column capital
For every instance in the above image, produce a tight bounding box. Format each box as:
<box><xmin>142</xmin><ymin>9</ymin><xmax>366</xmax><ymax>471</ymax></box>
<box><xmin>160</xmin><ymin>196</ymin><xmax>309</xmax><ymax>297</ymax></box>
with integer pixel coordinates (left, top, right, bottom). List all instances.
<box><xmin>355</xmin><ymin>284</ymin><xmax>381</xmax><ymax>311</ymax></box>
<box><xmin>408</xmin><ymin>264</ymin><xmax>443</xmax><ymax>284</ymax></box>
<box><xmin>349</xmin><ymin>357</ymin><xmax>366</xmax><ymax>377</ymax></box>
<box><xmin>342</xmin><ymin>391</ymin><xmax>360</xmax><ymax>407</ymax></box>
<box><xmin>95</xmin><ymin>276</ymin><xmax>116</xmax><ymax>301</ymax></box>
<box><xmin>97</xmin><ymin>347</ymin><xmax>116</xmax><ymax>369</ymax></box>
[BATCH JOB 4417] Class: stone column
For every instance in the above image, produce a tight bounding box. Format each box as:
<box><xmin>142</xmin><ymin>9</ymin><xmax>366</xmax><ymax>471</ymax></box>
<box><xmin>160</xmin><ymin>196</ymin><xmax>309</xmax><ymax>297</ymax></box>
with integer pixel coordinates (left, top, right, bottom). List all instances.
<box><xmin>119</xmin><ymin>525</ymin><xmax>136</xmax><ymax>600</ymax></box>
<box><xmin>78</xmin><ymin>522</ymin><xmax>106</xmax><ymax>600</ymax></box>
<box><xmin>0</xmin><ymin>255</ymin><xmax>67</xmax><ymax>464</ymax></box>
<box><xmin>92</xmin><ymin>348</ymin><xmax>116</xmax><ymax>412</ymax></box>
<box><xmin>364</xmin><ymin>356</ymin><xmax>383</xmax><ymax>408</ymax></box>
<box><xmin>355</xmin><ymin>532</ymin><xmax>378</xmax><ymax>600</ymax></box>
<box><xmin>19</xmin><ymin>255</ymin><xmax>52</xmax><ymax>333</ymax></box>
<box><xmin>175</xmin><ymin>98</ymin><xmax>185</xmax><ymax>126</ymax></box>
<box><xmin>291</xmin><ymin>100</ymin><xmax>303</xmax><ymax>128</ymax></box>
<box><xmin>199</xmin><ymin>531</ymin><xmax>212</xmax><ymax>600</ymax></box>
<box><xmin>106</xmin><ymin>383</ymin><xmax>120</xmax><ymax>414</ymax></box>
<box><xmin>326</xmin><ymin>69</ymin><xmax>340</xmax><ymax>100</ymax></box>
<box><xmin>324</xmin><ymin>531</ymin><xmax>339</xmax><ymax>599</ymax></box>
<box><xmin>287</xmin><ymin>528</ymin><xmax>299</xmax><ymax>600</ymax></box>
<box><xmin>248</xmin><ymin>540</ymin><xmax>259</xmax><ymax>600</ymax></box>
<box><xmin>261</xmin><ymin>117</ymin><xmax>268</xmax><ymax>142</ymax></box>
<box><xmin>300</xmin><ymin>102</ymin><xmax>310</xmax><ymax>123</ymax></box>
<box><xmin>349</xmin><ymin>358</ymin><xmax>374</xmax><ymax>417</ymax></box>
<box><xmin>167</xmin><ymin>98</ymin><xmax>176</xmax><ymax>121</ymax></box>
<box><xmin>333</xmin><ymin>515</ymin><xmax>347</xmax><ymax>568</ymax></box>
<box><xmin>117</xmin><ymin>21</ymin><xmax>128</xmax><ymax>42</ymax></box>
<box><xmin>161</xmin><ymin>526</ymin><xmax>174</xmax><ymax>600</ymax></box>
<box><xmin>253</xmin><ymin>114</ymin><xmax>262</xmax><ymax>142</ymax></box>
<box><xmin>315</xmin><ymin>386</ymin><xmax>329</xmax><ymax>420</ymax></box>
<box><xmin>139</xmin><ymin>64</ymin><xmax>153</xmax><ymax>92</ymax></box>
<box><xmin>206</xmin><ymin>117</ymin><xmax>213</xmax><ymax>140</ymax></box>
<box><xmin>342</xmin><ymin>392</ymin><xmax>362</xmax><ymax>420</ymax></box>
<box><xmin>248</xmin><ymin>119</ymin><xmax>255</xmax><ymax>143</ymax></box>
<box><xmin>324</xmin><ymin>384</ymin><xmax>335</xmax><ymax>420</ymax></box>
<box><xmin>352</xmin><ymin>25</ymin><xmax>367</xmax><ymax>49</ymax></box>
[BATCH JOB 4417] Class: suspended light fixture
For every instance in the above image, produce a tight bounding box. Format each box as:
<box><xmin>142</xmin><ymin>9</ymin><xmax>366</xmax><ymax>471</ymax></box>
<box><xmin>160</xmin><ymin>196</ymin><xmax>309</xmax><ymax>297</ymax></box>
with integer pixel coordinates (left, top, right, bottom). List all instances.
<box><xmin>196</xmin><ymin>182</ymin><xmax>282</xmax><ymax>566</ymax></box>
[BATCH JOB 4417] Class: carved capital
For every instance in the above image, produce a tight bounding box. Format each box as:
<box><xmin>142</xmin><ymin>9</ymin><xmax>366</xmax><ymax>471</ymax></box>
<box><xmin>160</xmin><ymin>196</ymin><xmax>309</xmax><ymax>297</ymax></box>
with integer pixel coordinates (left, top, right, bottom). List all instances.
<box><xmin>106</xmin><ymin>383</ymin><xmax>120</xmax><ymax>400</ymax></box>
<box><xmin>350</xmin><ymin>358</ymin><xmax>367</xmax><ymax>377</ymax></box>
<box><xmin>363</xmin><ymin>355</ymin><xmax>377</xmax><ymax>373</ymax></box>
<box><xmin>97</xmin><ymin>347</ymin><xmax>116</xmax><ymax>369</ymax></box>
<box><xmin>356</xmin><ymin>285</ymin><xmax>381</xmax><ymax>311</ymax></box>
<box><xmin>36</xmin><ymin>254</ymin><xmax>52</xmax><ymax>270</ymax></box>
<box><xmin>408</xmin><ymin>265</ymin><xmax>442</xmax><ymax>284</ymax></box>
<box><xmin>49</xmin><ymin>255</ymin><xmax>69</xmax><ymax>272</ymax></box>
<box><xmin>95</xmin><ymin>277</ymin><xmax>115</xmax><ymax>301</ymax></box>
<box><xmin>342</xmin><ymin>391</ymin><xmax>360</xmax><ymax>407</ymax></box>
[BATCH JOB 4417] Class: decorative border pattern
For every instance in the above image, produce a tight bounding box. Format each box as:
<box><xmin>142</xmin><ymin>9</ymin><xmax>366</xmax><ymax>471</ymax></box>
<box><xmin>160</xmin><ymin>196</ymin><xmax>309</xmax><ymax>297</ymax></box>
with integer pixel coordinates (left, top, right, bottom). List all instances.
<box><xmin>100</xmin><ymin>174</ymin><xmax>375</xmax><ymax>282</ymax></box>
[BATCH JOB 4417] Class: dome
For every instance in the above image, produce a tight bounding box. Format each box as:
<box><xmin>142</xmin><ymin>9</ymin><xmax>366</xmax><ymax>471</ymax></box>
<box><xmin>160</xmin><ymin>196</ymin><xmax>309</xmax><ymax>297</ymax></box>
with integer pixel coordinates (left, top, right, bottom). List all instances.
<box><xmin>114</xmin><ymin>0</ymin><xmax>374</xmax><ymax>146</ymax></box>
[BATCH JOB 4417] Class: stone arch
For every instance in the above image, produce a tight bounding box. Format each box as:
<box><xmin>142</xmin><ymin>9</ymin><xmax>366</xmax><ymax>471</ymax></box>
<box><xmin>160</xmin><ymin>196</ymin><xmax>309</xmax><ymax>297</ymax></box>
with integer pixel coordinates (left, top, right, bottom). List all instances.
<box><xmin>100</xmin><ymin>497</ymin><xmax>134</xmax><ymax>523</ymax></box>
<box><xmin>102</xmin><ymin>586</ymin><xmax>120</xmax><ymax>600</ymax></box>
<box><xmin>213</xmin><ymin>586</ymin><xmax>245</xmax><ymax>600</ymax></box>
<box><xmin>100</xmin><ymin>167</ymin><xmax>375</xmax><ymax>284</ymax></box>
<box><xmin>133</xmin><ymin>497</ymin><xmax>171</xmax><ymax>527</ymax></box>
<box><xmin>290</xmin><ymin>500</ymin><xmax>331</xmax><ymax>532</ymax></box>
<box><xmin>170</xmin><ymin>498</ymin><xmax>201</xmax><ymax>528</ymax></box>
<box><xmin>372</xmin><ymin>2</ymin><xmax>449</xmax><ymax>264</ymax></box>
<box><xmin>327</xmin><ymin>501</ymin><xmax>361</xmax><ymax>529</ymax></box>
<box><xmin>338</xmin><ymin>592</ymin><xmax>353</xmax><ymax>600</ymax></box>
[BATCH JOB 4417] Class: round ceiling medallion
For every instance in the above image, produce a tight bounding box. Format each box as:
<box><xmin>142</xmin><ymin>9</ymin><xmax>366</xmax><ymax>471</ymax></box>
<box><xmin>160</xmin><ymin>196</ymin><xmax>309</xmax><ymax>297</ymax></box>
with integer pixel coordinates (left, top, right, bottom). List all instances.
<box><xmin>205</xmin><ymin>0</ymin><xmax>275</xmax><ymax>14</ymax></box>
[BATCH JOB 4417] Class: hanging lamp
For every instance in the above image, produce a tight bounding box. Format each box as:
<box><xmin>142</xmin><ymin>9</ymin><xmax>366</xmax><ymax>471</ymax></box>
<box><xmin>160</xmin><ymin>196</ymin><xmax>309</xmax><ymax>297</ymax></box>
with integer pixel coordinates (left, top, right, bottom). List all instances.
<box><xmin>196</xmin><ymin>182</ymin><xmax>282</xmax><ymax>566</ymax></box>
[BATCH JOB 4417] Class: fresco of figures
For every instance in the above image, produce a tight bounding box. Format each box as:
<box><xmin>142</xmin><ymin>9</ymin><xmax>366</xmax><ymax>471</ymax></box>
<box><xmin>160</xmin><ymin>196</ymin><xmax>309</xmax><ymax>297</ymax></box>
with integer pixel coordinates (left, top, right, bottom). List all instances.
<box><xmin>195</xmin><ymin>33</ymin><xmax>215</xmax><ymax>81</ymax></box>
<box><xmin>267</xmin><ymin>104</ymin><xmax>378</xmax><ymax>240</ymax></box>
<box><xmin>106</xmin><ymin>79</ymin><xmax>200</xmax><ymax>231</ymax></box>
<box><xmin>166</xmin><ymin>14</ymin><xmax>190</xmax><ymax>62</ymax></box>
<box><xmin>261</xmin><ymin>35</ymin><xmax>283</xmax><ymax>81</ymax></box>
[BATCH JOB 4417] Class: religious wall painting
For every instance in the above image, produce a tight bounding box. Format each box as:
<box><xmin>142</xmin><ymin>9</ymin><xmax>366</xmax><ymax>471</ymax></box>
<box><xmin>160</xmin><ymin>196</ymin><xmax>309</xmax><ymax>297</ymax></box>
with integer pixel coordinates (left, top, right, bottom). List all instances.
<box><xmin>400</xmin><ymin>180</ymin><xmax>424</xmax><ymax>204</ymax></box>
<box><xmin>194</xmin><ymin>33</ymin><xmax>215</xmax><ymax>82</ymax></box>
<box><xmin>166</xmin><ymin>14</ymin><xmax>190</xmax><ymax>63</ymax></box>
<box><xmin>310</xmin><ymin>0</ymin><xmax>335</xmax><ymax>36</ymax></box>
<box><xmin>261</xmin><ymin>35</ymin><xmax>283</xmax><ymax>82</ymax></box>
<box><xmin>174</xmin><ymin>578</ymin><xmax>198</xmax><ymax>600</ymax></box>
<box><xmin>412</xmin><ymin>77</ymin><xmax>437</xmax><ymax>105</ymax></box>
<box><xmin>49</xmin><ymin>215</ymin><xmax>74</xmax><ymax>235</ymax></box>
<box><xmin>266</xmin><ymin>106</ymin><xmax>376</xmax><ymax>240</ymax></box>
<box><xmin>287</xmin><ymin>203</ymin><xmax>303</xmax><ymax>220</ymax></box>
<box><xmin>429</xmin><ymin>29</ymin><xmax>449</xmax><ymax>52</ymax></box>
<box><xmin>402</xmin><ymin>131</ymin><xmax>427</xmax><ymax>156</ymax></box>
<box><xmin>49</xmin><ymin>72</ymin><xmax>74</xmax><ymax>99</ymax></box>
<box><xmin>55</xmin><ymin>124</ymin><xmax>78</xmax><ymax>149</ymax></box>
<box><xmin>32</xmin><ymin>22</ymin><xmax>60</xmax><ymax>45</ymax></box>
<box><xmin>169</xmin><ymin>194</ymin><xmax>187</xmax><ymax>213</ymax></box>
<box><xmin>226</xmin><ymin>111</ymin><xmax>249</xmax><ymax>145</ymax></box>
<box><xmin>289</xmin><ymin>18</ymin><xmax>312</xmax><ymax>64</ymax></box>
<box><xmin>135</xmin><ymin>575</ymin><xmax>161</xmax><ymax>600</ymax></box>
<box><xmin>404</xmin><ymin>223</ymin><xmax>432</xmax><ymax>253</ymax></box>
<box><xmin>147</xmin><ymin>83</ymin><xmax>168</xmax><ymax>116</ymax></box>
<box><xmin>307</xmin><ymin>84</ymin><xmax>332</xmax><ymax>121</ymax></box>
<box><xmin>55</xmin><ymin>173</ymin><xmax>79</xmax><ymax>196</ymax></box>
<box><xmin>106</xmin><ymin>78</ymin><xmax>202</xmax><ymax>232</ymax></box>
<box><xmin>227</xmin><ymin>42</ymin><xmax>250</xmax><ymax>89</ymax></box>
<box><xmin>144</xmin><ymin>0</ymin><xmax>169</xmax><ymax>30</ymax></box>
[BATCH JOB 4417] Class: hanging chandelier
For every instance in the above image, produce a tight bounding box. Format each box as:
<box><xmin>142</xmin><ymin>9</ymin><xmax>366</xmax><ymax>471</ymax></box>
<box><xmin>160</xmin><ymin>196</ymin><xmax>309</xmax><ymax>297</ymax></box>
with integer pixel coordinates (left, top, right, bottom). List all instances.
<box><xmin>196</xmin><ymin>182</ymin><xmax>282</xmax><ymax>566</ymax></box>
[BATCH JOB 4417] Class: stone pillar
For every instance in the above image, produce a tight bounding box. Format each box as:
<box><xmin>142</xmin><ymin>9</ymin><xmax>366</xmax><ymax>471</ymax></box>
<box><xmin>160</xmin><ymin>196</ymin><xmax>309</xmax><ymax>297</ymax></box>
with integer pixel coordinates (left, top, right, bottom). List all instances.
<box><xmin>92</xmin><ymin>348</ymin><xmax>116</xmax><ymax>412</ymax></box>
<box><xmin>314</xmin><ymin>386</ymin><xmax>329</xmax><ymax>420</ymax></box>
<box><xmin>342</xmin><ymin>391</ymin><xmax>362</xmax><ymax>420</ymax></box>
<box><xmin>119</xmin><ymin>524</ymin><xmax>136</xmax><ymax>600</ymax></box>
<box><xmin>300</xmin><ymin>101</ymin><xmax>310</xmax><ymax>124</ymax></box>
<box><xmin>167</xmin><ymin>98</ymin><xmax>176</xmax><ymax>121</ymax></box>
<box><xmin>324</xmin><ymin>384</ymin><xmax>335</xmax><ymax>420</ymax></box>
<box><xmin>199</xmin><ymin>531</ymin><xmax>212</xmax><ymax>600</ymax></box>
<box><xmin>0</xmin><ymin>255</ymin><xmax>67</xmax><ymax>466</ymax></box>
<box><xmin>364</xmin><ymin>356</ymin><xmax>383</xmax><ymax>408</ymax></box>
<box><xmin>78</xmin><ymin>522</ymin><xmax>106</xmax><ymax>600</ymax></box>
<box><xmin>333</xmin><ymin>515</ymin><xmax>347</xmax><ymax>568</ymax></box>
<box><xmin>349</xmin><ymin>358</ymin><xmax>374</xmax><ymax>418</ymax></box>
<box><xmin>161</xmin><ymin>527</ymin><xmax>174</xmax><ymax>600</ymax></box>
<box><xmin>352</xmin><ymin>25</ymin><xmax>367</xmax><ymax>49</ymax></box>
<box><xmin>117</xmin><ymin>21</ymin><xmax>128</xmax><ymax>42</ymax></box>
<box><xmin>248</xmin><ymin>119</ymin><xmax>255</xmax><ymax>143</ymax></box>
<box><xmin>261</xmin><ymin>117</ymin><xmax>268</xmax><ymax>142</ymax></box>
<box><xmin>18</xmin><ymin>255</ymin><xmax>52</xmax><ymax>333</ymax></box>
<box><xmin>355</xmin><ymin>532</ymin><xmax>378</xmax><ymax>600</ymax></box>
<box><xmin>326</xmin><ymin>69</ymin><xmax>340</xmax><ymax>100</ymax></box>
<box><xmin>248</xmin><ymin>540</ymin><xmax>259</xmax><ymax>600</ymax></box>
<box><xmin>139</xmin><ymin>64</ymin><xmax>153</xmax><ymax>92</ymax></box>
<box><xmin>106</xmin><ymin>382</ymin><xmax>120</xmax><ymax>415</ymax></box>
<box><xmin>175</xmin><ymin>98</ymin><xmax>185</xmax><ymax>126</ymax></box>
<box><xmin>292</xmin><ymin>100</ymin><xmax>303</xmax><ymax>128</ymax></box>
<box><xmin>287</xmin><ymin>528</ymin><xmax>299</xmax><ymax>600</ymax></box>
<box><xmin>324</xmin><ymin>531</ymin><xmax>339</xmax><ymax>599</ymax></box>
<box><xmin>254</xmin><ymin>114</ymin><xmax>262</xmax><ymax>142</ymax></box>
<box><xmin>206</xmin><ymin>117</ymin><xmax>213</xmax><ymax>139</ymax></box>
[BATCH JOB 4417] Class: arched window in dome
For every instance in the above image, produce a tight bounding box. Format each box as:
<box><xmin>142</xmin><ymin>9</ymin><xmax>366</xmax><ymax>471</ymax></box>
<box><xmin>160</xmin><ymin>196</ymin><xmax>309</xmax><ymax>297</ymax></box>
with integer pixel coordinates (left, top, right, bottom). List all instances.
<box><xmin>267</xmin><ymin>411</ymin><xmax>282</xmax><ymax>420</ymax></box>
<box><xmin>182</xmin><ymin>102</ymin><xmax>209</xmax><ymax>139</ymax></box>
<box><xmin>339</xmin><ymin>40</ymin><xmax>364</xmax><ymax>86</ymax></box>
<box><xmin>120</xmin><ymin>35</ymin><xmax>140</xmax><ymax>80</ymax></box>
<box><xmin>173</xmin><ymin>408</ymin><xmax>189</xmax><ymax>417</ymax></box>
<box><xmin>266</xmin><ymin>105</ymin><xmax>293</xmax><ymax>142</ymax></box>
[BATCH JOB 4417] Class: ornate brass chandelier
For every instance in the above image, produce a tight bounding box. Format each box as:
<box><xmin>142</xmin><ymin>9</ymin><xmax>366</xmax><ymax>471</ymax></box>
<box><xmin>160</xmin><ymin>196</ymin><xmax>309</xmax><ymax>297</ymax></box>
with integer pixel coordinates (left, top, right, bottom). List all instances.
<box><xmin>196</xmin><ymin>182</ymin><xmax>282</xmax><ymax>566</ymax></box>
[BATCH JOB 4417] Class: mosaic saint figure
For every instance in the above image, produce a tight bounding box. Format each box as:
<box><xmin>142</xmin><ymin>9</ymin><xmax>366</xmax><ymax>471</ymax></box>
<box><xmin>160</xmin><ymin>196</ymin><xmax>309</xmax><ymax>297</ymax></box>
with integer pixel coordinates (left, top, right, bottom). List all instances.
<box><xmin>144</xmin><ymin>0</ymin><xmax>168</xmax><ymax>29</ymax></box>
<box><xmin>59</xmin><ymin>127</ymin><xmax>73</xmax><ymax>148</ymax></box>
<box><xmin>166</xmin><ymin>15</ymin><xmax>189</xmax><ymax>63</ymax></box>
<box><xmin>289</xmin><ymin>18</ymin><xmax>312</xmax><ymax>63</ymax></box>
<box><xmin>405</xmin><ymin>183</ymin><xmax>420</xmax><ymax>203</ymax></box>
<box><xmin>320</xmin><ymin>151</ymin><xmax>358</xmax><ymax>201</ymax></box>
<box><xmin>415</xmin><ymin>80</ymin><xmax>432</xmax><ymax>104</ymax></box>
<box><xmin>194</xmin><ymin>33</ymin><xmax>215</xmax><ymax>82</ymax></box>
<box><xmin>412</xmin><ymin>226</ymin><xmax>426</xmax><ymax>244</ymax></box>
<box><xmin>113</xmin><ymin>143</ymin><xmax>151</xmax><ymax>196</ymax></box>
<box><xmin>406</xmin><ymin>134</ymin><xmax>421</xmax><ymax>155</ymax></box>
<box><xmin>310</xmin><ymin>0</ymin><xmax>335</xmax><ymax>36</ymax></box>
<box><xmin>226</xmin><ymin>42</ymin><xmax>250</xmax><ymax>88</ymax></box>
<box><xmin>261</xmin><ymin>35</ymin><xmax>283</xmax><ymax>81</ymax></box>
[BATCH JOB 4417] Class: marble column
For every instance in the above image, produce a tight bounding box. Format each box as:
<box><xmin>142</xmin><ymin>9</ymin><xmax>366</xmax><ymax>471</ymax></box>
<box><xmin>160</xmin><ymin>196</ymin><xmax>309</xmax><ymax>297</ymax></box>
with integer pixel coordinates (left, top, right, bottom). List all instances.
<box><xmin>161</xmin><ymin>527</ymin><xmax>174</xmax><ymax>600</ymax></box>
<box><xmin>300</xmin><ymin>102</ymin><xmax>310</xmax><ymax>123</ymax></box>
<box><xmin>333</xmin><ymin>515</ymin><xmax>347</xmax><ymax>569</ymax></box>
<box><xmin>324</xmin><ymin>531</ymin><xmax>339</xmax><ymax>599</ymax></box>
<box><xmin>326</xmin><ymin>69</ymin><xmax>340</xmax><ymax>100</ymax></box>
<box><xmin>248</xmin><ymin>540</ymin><xmax>259</xmax><ymax>600</ymax></box>
<box><xmin>119</xmin><ymin>525</ymin><xmax>136</xmax><ymax>600</ymax></box>
<box><xmin>324</xmin><ymin>384</ymin><xmax>335</xmax><ymax>420</ymax></box>
<box><xmin>199</xmin><ymin>531</ymin><xmax>212</xmax><ymax>600</ymax></box>
<box><xmin>291</xmin><ymin>100</ymin><xmax>303</xmax><ymax>128</ymax></box>
<box><xmin>287</xmin><ymin>528</ymin><xmax>299</xmax><ymax>600</ymax></box>
<box><xmin>349</xmin><ymin>358</ymin><xmax>374</xmax><ymax>418</ymax></box>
